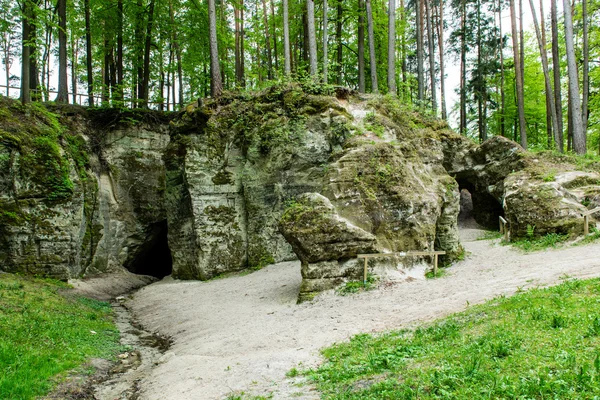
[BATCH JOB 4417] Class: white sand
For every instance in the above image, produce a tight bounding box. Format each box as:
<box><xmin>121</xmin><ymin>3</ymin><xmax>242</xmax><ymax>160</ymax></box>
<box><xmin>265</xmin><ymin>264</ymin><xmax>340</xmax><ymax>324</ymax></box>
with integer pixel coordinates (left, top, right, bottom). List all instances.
<box><xmin>121</xmin><ymin>229</ymin><xmax>600</xmax><ymax>399</ymax></box>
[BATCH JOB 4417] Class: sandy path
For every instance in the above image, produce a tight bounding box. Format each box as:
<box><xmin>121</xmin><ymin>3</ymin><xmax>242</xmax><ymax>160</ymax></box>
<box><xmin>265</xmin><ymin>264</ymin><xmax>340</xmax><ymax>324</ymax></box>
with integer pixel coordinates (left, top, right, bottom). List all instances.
<box><xmin>126</xmin><ymin>229</ymin><xmax>600</xmax><ymax>400</ymax></box>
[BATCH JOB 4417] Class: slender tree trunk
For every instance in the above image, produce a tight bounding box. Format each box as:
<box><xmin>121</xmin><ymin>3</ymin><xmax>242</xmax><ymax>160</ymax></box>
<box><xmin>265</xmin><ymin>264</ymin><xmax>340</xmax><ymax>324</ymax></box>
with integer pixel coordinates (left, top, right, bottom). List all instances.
<box><xmin>270</xmin><ymin>0</ymin><xmax>279</xmax><ymax>70</ymax></box>
<box><xmin>425</xmin><ymin>0</ymin><xmax>435</xmax><ymax>110</ymax></box>
<box><xmin>529</xmin><ymin>0</ymin><xmax>559</xmax><ymax>151</ymax></box>
<box><xmin>56</xmin><ymin>0</ymin><xmax>68</xmax><ymax>103</ymax></box>
<box><xmin>550</xmin><ymin>0</ymin><xmax>563</xmax><ymax>151</ymax></box>
<box><xmin>388</xmin><ymin>0</ymin><xmax>396</xmax><ymax>94</ymax></box>
<box><xmin>582</xmin><ymin>0</ymin><xmax>589</xmax><ymax>131</ymax></box>
<box><xmin>71</xmin><ymin>31</ymin><xmax>78</xmax><ymax>104</ymax></box>
<box><xmin>140</xmin><ymin>0</ymin><xmax>155</xmax><ymax>107</ymax></box>
<box><xmin>336</xmin><ymin>1</ymin><xmax>343</xmax><ymax>85</ymax></box>
<box><xmin>459</xmin><ymin>0</ymin><xmax>466</xmax><ymax>133</ymax></box>
<box><xmin>323</xmin><ymin>0</ymin><xmax>328</xmax><ymax>83</ymax></box>
<box><xmin>416</xmin><ymin>0</ymin><xmax>424</xmax><ymax>102</ymax></box>
<box><xmin>563</xmin><ymin>0</ymin><xmax>585</xmax><ymax>154</ymax></box>
<box><xmin>84</xmin><ymin>0</ymin><xmax>93</xmax><ymax>105</ymax></box>
<box><xmin>235</xmin><ymin>2</ymin><xmax>241</xmax><ymax>85</ymax></box>
<box><xmin>29</xmin><ymin>1</ymin><xmax>40</xmax><ymax>102</ymax></box>
<box><xmin>358</xmin><ymin>0</ymin><xmax>365</xmax><ymax>92</ymax></box>
<box><xmin>262</xmin><ymin>0</ymin><xmax>273</xmax><ymax>79</ymax></box>
<box><xmin>510</xmin><ymin>0</ymin><xmax>527</xmax><ymax>148</ymax></box>
<box><xmin>116</xmin><ymin>0</ymin><xmax>124</xmax><ymax>101</ymax></box>
<box><xmin>208</xmin><ymin>0</ymin><xmax>223</xmax><ymax>97</ymax></box>
<box><xmin>306</xmin><ymin>0</ymin><xmax>318</xmax><ymax>76</ymax></box>
<box><xmin>437</xmin><ymin>0</ymin><xmax>446</xmax><ymax>119</ymax></box>
<box><xmin>539</xmin><ymin>0</ymin><xmax>552</xmax><ymax>147</ymax></box>
<box><xmin>366</xmin><ymin>0</ymin><xmax>378</xmax><ymax>93</ymax></box>
<box><xmin>20</xmin><ymin>1</ymin><xmax>32</xmax><ymax>104</ymax></box>
<box><xmin>477</xmin><ymin>0</ymin><xmax>484</xmax><ymax>141</ymax></box>
<box><xmin>519</xmin><ymin>0</ymin><xmax>525</xmax><ymax>86</ymax></box>
<box><xmin>240</xmin><ymin>0</ymin><xmax>245</xmax><ymax>86</ymax></box>
<box><xmin>400</xmin><ymin>0</ymin><xmax>407</xmax><ymax>99</ymax></box>
<box><xmin>498</xmin><ymin>0</ymin><xmax>505</xmax><ymax>136</ymax></box>
<box><xmin>134</xmin><ymin>0</ymin><xmax>143</xmax><ymax>105</ymax></box>
<box><xmin>283</xmin><ymin>0</ymin><xmax>291</xmax><ymax>75</ymax></box>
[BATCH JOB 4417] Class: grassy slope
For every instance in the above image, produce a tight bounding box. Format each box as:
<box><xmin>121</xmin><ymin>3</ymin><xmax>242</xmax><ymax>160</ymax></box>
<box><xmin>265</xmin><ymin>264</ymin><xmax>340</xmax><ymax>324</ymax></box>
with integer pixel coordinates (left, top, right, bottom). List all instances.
<box><xmin>308</xmin><ymin>278</ymin><xmax>600</xmax><ymax>399</ymax></box>
<box><xmin>0</xmin><ymin>273</ymin><xmax>121</xmax><ymax>399</ymax></box>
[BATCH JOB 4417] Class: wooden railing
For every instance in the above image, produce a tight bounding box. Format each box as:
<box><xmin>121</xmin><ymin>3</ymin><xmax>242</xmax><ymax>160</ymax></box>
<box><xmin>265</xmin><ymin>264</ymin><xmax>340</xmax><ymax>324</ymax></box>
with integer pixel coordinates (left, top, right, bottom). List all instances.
<box><xmin>357</xmin><ymin>251</ymin><xmax>447</xmax><ymax>284</ymax></box>
<box><xmin>499</xmin><ymin>216</ymin><xmax>509</xmax><ymax>241</ymax></box>
<box><xmin>583</xmin><ymin>207</ymin><xmax>600</xmax><ymax>235</ymax></box>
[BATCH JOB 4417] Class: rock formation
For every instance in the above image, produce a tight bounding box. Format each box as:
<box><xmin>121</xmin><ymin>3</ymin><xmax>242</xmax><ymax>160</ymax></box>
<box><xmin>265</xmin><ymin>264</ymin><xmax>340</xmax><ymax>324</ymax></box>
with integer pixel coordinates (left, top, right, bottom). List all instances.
<box><xmin>1</xmin><ymin>85</ymin><xmax>599</xmax><ymax>300</ymax></box>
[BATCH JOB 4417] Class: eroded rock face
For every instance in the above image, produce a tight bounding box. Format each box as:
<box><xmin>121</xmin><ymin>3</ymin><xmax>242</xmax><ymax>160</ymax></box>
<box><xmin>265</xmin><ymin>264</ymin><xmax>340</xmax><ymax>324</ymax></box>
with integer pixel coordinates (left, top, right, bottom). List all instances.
<box><xmin>504</xmin><ymin>171</ymin><xmax>599</xmax><ymax>237</ymax></box>
<box><xmin>0</xmin><ymin>101</ymin><xmax>172</xmax><ymax>280</ymax></box>
<box><xmin>279</xmin><ymin>193</ymin><xmax>377</xmax><ymax>263</ymax></box>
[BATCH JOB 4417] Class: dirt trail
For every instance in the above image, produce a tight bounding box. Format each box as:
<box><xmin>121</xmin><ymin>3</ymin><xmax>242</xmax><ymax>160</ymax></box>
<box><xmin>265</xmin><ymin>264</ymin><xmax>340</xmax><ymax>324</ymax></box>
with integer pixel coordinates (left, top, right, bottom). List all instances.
<box><xmin>122</xmin><ymin>227</ymin><xmax>600</xmax><ymax>399</ymax></box>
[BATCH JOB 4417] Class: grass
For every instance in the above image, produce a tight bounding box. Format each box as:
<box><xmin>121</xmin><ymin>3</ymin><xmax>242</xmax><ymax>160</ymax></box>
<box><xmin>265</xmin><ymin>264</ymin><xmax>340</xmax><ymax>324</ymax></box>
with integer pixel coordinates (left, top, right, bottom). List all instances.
<box><xmin>509</xmin><ymin>232</ymin><xmax>569</xmax><ymax>252</ymax></box>
<box><xmin>306</xmin><ymin>278</ymin><xmax>600</xmax><ymax>399</ymax></box>
<box><xmin>0</xmin><ymin>273</ymin><xmax>122</xmax><ymax>399</ymax></box>
<box><xmin>336</xmin><ymin>275</ymin><xmax>378</xmax><ymax>295</ymax></box>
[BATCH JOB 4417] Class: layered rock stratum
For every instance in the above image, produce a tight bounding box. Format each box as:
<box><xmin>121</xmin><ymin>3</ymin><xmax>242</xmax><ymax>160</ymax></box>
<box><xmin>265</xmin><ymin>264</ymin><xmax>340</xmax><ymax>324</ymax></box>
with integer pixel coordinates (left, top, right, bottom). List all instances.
<box><xmin>1</xmin><ymin>85</ymin><xmax>598</xmax><ymax>299</ymax></box>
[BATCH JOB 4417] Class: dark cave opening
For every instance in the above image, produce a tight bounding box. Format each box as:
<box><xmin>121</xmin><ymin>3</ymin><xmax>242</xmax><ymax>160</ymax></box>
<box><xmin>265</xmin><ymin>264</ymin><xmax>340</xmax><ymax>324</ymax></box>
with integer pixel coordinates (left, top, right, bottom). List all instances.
<box><xmin>126</xmin><ymin>220</ymin><xmax>173</xmax><ymax>279</ymax></box>
<box><xmin>456</xmin><ymin>178</ymin><xmax>504</xmax><ymax>230</ymax></box>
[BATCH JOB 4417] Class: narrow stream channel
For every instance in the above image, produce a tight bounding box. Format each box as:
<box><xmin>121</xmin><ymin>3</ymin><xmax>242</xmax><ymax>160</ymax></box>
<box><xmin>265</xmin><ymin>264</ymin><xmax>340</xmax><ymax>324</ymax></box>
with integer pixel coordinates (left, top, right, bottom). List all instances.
<box><xmin>93</xmin><ymin>296</ymin><xmax>170</xmax><ymax>400</ymax></box>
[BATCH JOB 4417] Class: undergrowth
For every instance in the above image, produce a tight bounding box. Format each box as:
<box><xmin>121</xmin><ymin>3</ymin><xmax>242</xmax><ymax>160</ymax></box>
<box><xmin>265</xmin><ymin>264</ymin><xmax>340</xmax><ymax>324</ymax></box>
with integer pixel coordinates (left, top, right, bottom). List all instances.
<box><xmin>336</xmin><ymin>275</ymin><xmax>378</xmax><ymax>295</ymax></box>
<box><xmin>306</xmin><ymin>278</ymin><xmax>600</xmax><ymax>399</ymax></box>
<box><xmin>0</xmin><ymin>273</ymin><xmax>122</xmax><ymax>399</ymax></box>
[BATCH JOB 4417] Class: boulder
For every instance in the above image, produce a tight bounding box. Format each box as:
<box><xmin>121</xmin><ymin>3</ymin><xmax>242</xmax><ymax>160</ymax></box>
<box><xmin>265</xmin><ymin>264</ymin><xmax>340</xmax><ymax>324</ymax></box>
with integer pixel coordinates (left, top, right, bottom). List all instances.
<box><xmin>278</xmin><ymin>193</ymin><xmax>377</xmax><ymax>263</ymax></box>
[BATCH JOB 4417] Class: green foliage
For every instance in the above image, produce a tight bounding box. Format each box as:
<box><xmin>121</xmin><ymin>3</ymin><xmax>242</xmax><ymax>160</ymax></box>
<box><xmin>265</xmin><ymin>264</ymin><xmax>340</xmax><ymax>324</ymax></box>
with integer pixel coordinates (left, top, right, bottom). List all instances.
<box><xmin>0</xmin><ymin>274</ymin><xmax>121</xmax><ymax>399</ymax></box>
<box><xmin>307</xmin><ymin>278</ymin><xmax>600</xmax><ymax>399</ymax></box>
<box><xmin>336</xmin><ymin>275</ymin><xmax>378</xmax><ymax>296</ymax></box>
<box><xmin>510</xmin><ymin>232</ymin><xmax>569</xmax><ymax>252</ymax></box>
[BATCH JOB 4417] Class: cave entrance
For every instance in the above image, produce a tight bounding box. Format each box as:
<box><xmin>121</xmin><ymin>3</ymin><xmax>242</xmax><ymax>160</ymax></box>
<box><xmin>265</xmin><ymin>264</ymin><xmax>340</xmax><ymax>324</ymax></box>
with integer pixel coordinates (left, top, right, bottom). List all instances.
<box><xmin>126</xmin><ymin>220</ymin><xmax>173</xmax><ymax>279</ymax></box>
<box><xmin>455</xmin><ymin>178</ymin><xmax>504</xmax><ymax>230</ymax></box>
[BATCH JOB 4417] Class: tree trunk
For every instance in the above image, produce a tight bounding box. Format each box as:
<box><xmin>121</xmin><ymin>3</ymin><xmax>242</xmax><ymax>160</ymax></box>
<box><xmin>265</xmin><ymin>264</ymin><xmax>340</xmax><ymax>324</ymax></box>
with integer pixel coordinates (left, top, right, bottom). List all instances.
<box><xmin>134</xmin><ymin>0</ymin><xmax>143</xmax><ymax>106</ymax></box>
<box><xmin>519</xmin><ymin>0</ymin><xmax>524</xmax><ymax>87</ymax></box>
<box><xmin>436</xmin><ymin>0</ymin><xmax>446</xmax><ymax>119</ymax></box>
<box><xmin>116</xmin><ymin>0</ymin><xmax>124</xmax><ymax>102</ymax></box>
<box><xmin>336</xmin><ymin>1</ymin><xmax>343</xmax><ymax>85</ymax></box>
<box><xmin>498</xmin><ymin>0</ymin><xmax>505</xmax><ymax>136</ymax></box>
<box><xmin>529</xmin><ymin>0</ymin><xmax>559</xmax><ymax>151</ymax></box>
<box><xmin>270</xmin><ymin>0</ymin><xmax>279</xmax><ymax>70</ymax></box>
<box><xmin>550</xmin><ymin>0</ymin><xmax>563</xmax><ymax>151</ymax></box>
<box><xmin>306</xmin><ymin>0</ymin><xmax>318</xmax><ymax>76</ymax></box>
<box><xmin>235</xmin><ymin>2</ymin><xmax>241</xmax><ymax>85</ymax></box>
<box><xmin>416</xmin><ymin>0</ymin><xmax>424</xmax><ymax>102</ymax></box>
<box><xmin>459</xmin><ymin>0</ymin><xmax>466</xmax><ymax>133</ymax></box>
<box><xmin>510</xmin><ymin>0</ymin><xmax>527</xmax><ymax>148</ymax></box>
<box><xmin>358</xmin><ymin>0</ymin><xmax>365</xmax><ymax>92</ymax></box>
<box><xmin>563</xmin><ymin>0</ymin><xmax>585</xmax><ymax>154</ymax></box>
<box><xmin>323</xmin><ymin>0</ymin><xmax>328</xmax><ymax>83</ymax></box>
<box><xmin>388</xmin><ymin>0</ymin><xmax>396</xmax><ymax>94</ymax></box>
<box><xmin>29</xmin><ymin>0</ymin><xmax>40</xmax><ymax>102</ymax></box>
<box><xmin>208</xmin><ymin>0</ymin><xmax>223</xmax><ymax>97</ymax></box>
<box><xmin>366</xmin><ymin>0</ymin><xmax>378</xmax><ymax>93</ymax></box>
<box><xmin>240</xmin><ymin>0</ymin><xmax>245</xmax><ymax>86</ymax></box>
<box><xmin>477</xmin><ymin>0</ymin><xmax>484</xmax><ymax>141</ymax></box>
<box><xmin>283</xmin><ymin>0</ymin><xmax>291</xmax><ymax>75</ymax></box>
<box><xmin>70</xmin><ymin>29</ymin><xmax>78</xmax><ymax>104</ymax></box>
<box><xmin>425</xmin><ymin>0</ymin><xmax>435</xmax><ymax>110</ymax></box>
<box><xmin>581</xmin><ymin>0</ymin><xmax>589</xmax><ymax>131</ymax></box>
<box><xmin>140</xmin><ymin>0</ymin><xmax>155</xmax><ymax>107</ymax></box>
<box><xmin>262</xmin><ymin>0</ymin><xmax>273</xmax><ymax>79</ymax></box>
<box><xmin>169</xmin><ymin>0</ymin><xmax>184</xmax><ymax>104</ymax></box>
<box><xmin>56</xmin><ymin>0</ymin><xmax>68</xmax><ymax>103</ymax></box>
<box><xmin>20</xmin><ymin>1</ymin><xmax>32</xmax><ymax>104</ymax></box>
